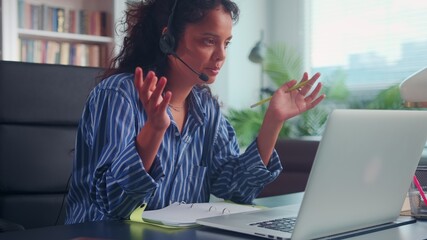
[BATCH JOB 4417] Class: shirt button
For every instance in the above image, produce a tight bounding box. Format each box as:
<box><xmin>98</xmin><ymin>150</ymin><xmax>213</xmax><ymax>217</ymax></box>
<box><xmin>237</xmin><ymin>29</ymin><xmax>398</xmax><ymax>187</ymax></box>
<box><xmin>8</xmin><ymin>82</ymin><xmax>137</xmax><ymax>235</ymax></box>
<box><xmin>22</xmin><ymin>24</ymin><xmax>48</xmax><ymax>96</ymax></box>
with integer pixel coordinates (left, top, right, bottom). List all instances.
<box><xmin>175</xmin><ymin>132</ymin><xmax>180</xmax><ymax>137</ymax></box>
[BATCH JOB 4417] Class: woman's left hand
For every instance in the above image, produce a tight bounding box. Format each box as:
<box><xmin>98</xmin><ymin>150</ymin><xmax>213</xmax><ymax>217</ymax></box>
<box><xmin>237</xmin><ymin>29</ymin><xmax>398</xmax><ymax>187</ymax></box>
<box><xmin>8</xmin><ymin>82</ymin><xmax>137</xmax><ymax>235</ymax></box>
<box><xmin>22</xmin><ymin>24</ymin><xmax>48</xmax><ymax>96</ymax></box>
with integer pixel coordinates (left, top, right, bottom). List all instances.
<box><xmin>266</xmin><ymin>72</ymin><xmax>325</xmax><ymax>123</ymax></box>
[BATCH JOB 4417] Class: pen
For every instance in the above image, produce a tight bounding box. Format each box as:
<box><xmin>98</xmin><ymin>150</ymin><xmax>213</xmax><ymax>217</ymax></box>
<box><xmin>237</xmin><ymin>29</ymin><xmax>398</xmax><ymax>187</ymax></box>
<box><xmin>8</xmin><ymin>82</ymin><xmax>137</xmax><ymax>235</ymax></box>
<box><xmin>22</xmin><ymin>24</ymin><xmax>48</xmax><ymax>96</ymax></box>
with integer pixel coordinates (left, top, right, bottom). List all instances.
<box><xmin>413</xmin><ymin>175</ymin><xmax>427</xmax><ymax>207</ymax></box>
<box><xmin>250</xmin><ymin>80</ymin><xmax>311</xmax><ymax>108</ymax></box>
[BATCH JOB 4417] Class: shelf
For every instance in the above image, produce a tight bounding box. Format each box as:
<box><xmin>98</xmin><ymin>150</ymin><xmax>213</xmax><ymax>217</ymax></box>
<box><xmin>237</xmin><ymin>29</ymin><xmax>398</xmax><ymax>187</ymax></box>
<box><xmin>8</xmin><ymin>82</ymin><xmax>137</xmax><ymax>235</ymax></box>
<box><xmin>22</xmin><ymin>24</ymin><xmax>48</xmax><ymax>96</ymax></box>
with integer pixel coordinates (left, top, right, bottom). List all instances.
<box><xmin>1</xmin><ymin>0</ymin><xmax>125</xmax><ymax>66</ymax></box>
<box><xmin>18</xmin><ymin>29</ymin><xmax>113</xmax><ymax>44</ymax></box>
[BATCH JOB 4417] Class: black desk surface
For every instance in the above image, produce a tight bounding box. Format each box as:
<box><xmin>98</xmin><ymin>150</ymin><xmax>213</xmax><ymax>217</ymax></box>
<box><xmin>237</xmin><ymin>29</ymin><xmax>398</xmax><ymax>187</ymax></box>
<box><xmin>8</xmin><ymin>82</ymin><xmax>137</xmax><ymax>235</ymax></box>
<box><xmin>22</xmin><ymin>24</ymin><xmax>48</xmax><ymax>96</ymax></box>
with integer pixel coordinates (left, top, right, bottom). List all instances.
<box><xmin>1</xmin><ymin>192</ymin><xmax>426</xmax><ymax>240</ymax></box>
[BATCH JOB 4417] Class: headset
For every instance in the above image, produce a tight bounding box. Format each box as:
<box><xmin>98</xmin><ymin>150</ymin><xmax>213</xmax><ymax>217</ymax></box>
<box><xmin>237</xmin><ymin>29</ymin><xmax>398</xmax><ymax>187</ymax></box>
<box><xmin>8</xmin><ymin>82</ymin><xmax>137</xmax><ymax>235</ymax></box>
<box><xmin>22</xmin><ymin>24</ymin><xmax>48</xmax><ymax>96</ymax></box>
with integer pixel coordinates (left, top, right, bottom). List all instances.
<box><xmin>159</xmin><ymin>0</ymin><xmax>209</xmax><ymax>82</ymax></box>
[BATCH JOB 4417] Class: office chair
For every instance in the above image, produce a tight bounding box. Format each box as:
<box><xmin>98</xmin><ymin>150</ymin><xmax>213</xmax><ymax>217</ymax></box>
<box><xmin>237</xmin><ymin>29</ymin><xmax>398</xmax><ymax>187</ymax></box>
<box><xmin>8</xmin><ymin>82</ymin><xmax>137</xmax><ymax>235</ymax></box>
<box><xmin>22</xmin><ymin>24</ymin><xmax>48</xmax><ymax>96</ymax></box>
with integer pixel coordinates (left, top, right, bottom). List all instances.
<box><xmin>0</xmin><ymin>61</ymin><xmax>102</xmax><ymax>231</ymax></box>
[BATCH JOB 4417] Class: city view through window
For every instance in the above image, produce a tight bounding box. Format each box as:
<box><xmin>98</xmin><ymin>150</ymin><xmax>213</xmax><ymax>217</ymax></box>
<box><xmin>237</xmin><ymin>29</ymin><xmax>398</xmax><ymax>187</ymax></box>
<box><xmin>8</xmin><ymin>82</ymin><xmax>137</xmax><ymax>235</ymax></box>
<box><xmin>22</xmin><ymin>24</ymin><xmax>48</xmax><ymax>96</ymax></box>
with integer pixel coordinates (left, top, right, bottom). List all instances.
<box><xmin>310</xmin><ymin>0</ymin><xmax>427</xmax><ymax>91</ymax></box>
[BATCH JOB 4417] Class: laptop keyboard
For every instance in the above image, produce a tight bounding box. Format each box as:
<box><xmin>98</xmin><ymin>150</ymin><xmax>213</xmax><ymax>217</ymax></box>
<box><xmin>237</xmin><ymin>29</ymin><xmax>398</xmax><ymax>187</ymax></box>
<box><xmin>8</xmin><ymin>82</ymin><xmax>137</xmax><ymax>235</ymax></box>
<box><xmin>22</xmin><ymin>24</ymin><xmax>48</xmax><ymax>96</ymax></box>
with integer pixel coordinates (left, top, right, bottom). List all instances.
<box><xmin>250</xmin><ymin>217</ymin><xmax>297</xmax><ymax>233</ymax></box>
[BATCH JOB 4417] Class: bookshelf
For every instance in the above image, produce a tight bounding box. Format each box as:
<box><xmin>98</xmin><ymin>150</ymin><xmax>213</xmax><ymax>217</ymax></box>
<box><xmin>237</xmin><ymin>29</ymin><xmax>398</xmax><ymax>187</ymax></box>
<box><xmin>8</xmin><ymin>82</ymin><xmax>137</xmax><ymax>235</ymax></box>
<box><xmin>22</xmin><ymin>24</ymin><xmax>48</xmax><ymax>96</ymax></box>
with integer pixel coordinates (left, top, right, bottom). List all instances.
<box><xmin>0</xmin><ymin>0</ymin><xmax>126</xmax><ymax>67</ymax></box>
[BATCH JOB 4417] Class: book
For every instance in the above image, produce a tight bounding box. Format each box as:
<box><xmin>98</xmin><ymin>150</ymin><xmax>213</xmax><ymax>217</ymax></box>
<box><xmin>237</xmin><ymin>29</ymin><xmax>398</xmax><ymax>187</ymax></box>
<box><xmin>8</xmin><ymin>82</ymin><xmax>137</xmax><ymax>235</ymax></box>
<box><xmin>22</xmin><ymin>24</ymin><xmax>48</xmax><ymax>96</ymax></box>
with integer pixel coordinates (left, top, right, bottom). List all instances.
<box><xmin>130</xmin><ymin>201</ymin><xmax>261</xmax><ymax>228</ymax></box>
<box><xmin>60</xmin><ymin>42</ymin><xmax>71</xmax><ymax>65</ymax></box>
<box><xmin>88</xmin><ymin>44</ymin><xmax>100</xmax><ymax>67</ymax></box>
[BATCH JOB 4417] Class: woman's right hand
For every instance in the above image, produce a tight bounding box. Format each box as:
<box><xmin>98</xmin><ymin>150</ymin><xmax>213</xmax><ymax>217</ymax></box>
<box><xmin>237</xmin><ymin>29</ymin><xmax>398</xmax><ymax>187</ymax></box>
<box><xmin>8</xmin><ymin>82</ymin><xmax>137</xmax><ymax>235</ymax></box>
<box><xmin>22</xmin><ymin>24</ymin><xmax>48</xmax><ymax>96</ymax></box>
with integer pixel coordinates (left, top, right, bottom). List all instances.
<box><xmin>134</xmin><ymin>67</ymin><xmax>171</xmax><ymax>131</ymax></box>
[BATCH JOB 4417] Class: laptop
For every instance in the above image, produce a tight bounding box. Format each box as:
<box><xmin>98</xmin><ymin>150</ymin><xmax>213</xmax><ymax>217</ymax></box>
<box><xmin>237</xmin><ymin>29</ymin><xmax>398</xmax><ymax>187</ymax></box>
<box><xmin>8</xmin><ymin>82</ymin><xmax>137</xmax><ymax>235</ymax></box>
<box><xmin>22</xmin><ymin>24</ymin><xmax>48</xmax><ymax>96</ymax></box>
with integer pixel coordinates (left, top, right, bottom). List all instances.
<box><xmin>197</xmin><ymin>109</ymin><xmax>427</xmax><ymax>239</ymax></box>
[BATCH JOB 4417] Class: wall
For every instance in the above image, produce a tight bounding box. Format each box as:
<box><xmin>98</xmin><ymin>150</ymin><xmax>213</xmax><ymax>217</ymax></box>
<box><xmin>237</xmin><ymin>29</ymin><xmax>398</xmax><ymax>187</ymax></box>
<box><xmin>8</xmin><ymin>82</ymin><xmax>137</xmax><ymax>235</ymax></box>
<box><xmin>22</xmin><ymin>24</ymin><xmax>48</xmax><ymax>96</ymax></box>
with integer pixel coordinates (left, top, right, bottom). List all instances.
<box><xmin>268</xmin><ymin>0</ymin><xmax>309</xmax><ymax>70</ymax></box>
<box><xmin>211</xmin><ymin>0</ymin><xmax>307</xmax><ymax>112</ymax></box>
<box><xmin>211</xmin><ymin>0</ymin><xmax>268</xmax><ymax>111</ymax></box>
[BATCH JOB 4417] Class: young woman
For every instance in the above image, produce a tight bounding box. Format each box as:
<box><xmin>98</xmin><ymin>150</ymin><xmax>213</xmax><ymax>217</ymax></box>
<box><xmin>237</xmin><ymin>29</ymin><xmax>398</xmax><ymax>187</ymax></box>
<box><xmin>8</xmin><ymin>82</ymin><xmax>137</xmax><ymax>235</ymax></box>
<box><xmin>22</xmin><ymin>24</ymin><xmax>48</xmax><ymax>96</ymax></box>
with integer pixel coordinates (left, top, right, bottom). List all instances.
<box><xmin>65</xmin><ymin>0</ymin><xmax>325</xmax><ymax>224</ymax></box>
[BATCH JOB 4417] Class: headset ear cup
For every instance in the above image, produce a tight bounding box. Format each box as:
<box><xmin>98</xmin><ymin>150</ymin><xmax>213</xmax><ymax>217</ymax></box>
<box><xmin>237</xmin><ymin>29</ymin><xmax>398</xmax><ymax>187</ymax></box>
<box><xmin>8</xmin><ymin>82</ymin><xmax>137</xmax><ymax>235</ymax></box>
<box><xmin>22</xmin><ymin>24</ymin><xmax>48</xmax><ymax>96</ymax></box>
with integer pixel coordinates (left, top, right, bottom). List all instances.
<box><xmin>159</xmin><ymin>32</ymin><xmax>175</xmax><ymax>55</ymax></box>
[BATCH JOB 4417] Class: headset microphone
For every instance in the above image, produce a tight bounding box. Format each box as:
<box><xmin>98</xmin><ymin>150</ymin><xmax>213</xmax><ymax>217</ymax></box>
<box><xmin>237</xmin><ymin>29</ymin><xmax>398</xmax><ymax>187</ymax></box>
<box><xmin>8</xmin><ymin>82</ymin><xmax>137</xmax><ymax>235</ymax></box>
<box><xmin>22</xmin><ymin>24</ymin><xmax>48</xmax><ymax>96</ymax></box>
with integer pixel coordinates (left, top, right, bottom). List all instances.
<box><xmin>159</xmin><ymin>0</ymin><xmax>209</xmax><ymax>82</ymax></box>
<box><xmin>170</xmin><ymin>53</ymin><xmax>209</xmax><ymax>81</ymax></box>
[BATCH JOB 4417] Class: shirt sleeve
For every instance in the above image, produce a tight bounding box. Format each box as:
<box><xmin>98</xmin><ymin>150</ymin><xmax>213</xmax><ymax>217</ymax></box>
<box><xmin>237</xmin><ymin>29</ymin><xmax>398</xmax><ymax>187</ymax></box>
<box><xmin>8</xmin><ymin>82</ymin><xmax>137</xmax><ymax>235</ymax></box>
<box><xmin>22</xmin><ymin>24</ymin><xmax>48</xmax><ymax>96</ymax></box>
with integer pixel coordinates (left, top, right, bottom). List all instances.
<box><xmin>209</xmin><ymin>114</ymin><xmax>283</xmax><ymax>204</ymax></box>
<box><xmin>86</xmin><ymin>88</ymin><xmax>164</xmax><ymax>219</ymax></box>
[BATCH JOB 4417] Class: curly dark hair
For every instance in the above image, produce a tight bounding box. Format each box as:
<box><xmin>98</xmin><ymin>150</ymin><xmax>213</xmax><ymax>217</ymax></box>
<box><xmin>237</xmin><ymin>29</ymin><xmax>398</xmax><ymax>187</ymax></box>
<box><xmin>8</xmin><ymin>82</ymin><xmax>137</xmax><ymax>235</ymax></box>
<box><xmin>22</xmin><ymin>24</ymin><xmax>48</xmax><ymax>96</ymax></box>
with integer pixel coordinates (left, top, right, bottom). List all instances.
<box><xmin>101</xmin><ymin>0</ymin><xmax>239</xmax><ymax>80</ymax></box>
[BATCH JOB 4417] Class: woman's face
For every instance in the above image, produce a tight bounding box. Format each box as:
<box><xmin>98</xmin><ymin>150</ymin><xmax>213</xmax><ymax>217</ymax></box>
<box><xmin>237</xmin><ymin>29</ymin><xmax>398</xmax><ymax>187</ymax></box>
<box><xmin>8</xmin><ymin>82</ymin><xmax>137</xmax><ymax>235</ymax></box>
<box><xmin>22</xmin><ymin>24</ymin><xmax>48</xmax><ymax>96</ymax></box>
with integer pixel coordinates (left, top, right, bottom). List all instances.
<box><xmin>173</xmin><ymin>5</ymin><xmax>233</xmax><ymax>84</ymax></box>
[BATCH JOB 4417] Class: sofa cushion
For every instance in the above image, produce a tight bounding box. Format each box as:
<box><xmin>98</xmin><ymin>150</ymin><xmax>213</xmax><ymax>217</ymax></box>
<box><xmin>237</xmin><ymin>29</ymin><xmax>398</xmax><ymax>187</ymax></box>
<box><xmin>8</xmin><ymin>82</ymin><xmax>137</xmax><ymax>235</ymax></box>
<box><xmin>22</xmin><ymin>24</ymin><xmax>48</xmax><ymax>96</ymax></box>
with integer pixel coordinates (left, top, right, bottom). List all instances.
<box><xmin>0</xmin><ymin>61</ymin><xmax>100</xmax><ymax>124</ymax></box>
<box><xmin>258</xmin><ymin>138</ymin><xmax>319</xmax><ymax>198</ymax></box>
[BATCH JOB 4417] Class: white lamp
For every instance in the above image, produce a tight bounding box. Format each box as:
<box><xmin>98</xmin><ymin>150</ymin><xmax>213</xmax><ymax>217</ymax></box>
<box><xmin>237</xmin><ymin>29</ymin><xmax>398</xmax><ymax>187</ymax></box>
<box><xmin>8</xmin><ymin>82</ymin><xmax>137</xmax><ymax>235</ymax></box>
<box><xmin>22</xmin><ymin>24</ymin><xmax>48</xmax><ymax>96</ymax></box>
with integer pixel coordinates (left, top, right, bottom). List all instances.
<box><xmin>400</xmin><ymin>67</ymin><xmax>427</xmax><ymax>108</ymax></box>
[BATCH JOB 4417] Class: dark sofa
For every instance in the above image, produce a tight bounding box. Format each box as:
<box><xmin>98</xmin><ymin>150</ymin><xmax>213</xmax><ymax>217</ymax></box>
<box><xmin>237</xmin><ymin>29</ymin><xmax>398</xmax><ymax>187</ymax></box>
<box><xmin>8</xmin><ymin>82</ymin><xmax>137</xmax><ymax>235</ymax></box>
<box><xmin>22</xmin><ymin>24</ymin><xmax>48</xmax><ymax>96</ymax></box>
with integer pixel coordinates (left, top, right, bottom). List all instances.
<box><xmin>0</xmin><ymin>61</ymin><xmax>102</xmax><ymax>231</ymax></box>
<box><xmin>258</xmin><ymin>138</ymin><xmax>319</xmax><ymax>198</ymax></box>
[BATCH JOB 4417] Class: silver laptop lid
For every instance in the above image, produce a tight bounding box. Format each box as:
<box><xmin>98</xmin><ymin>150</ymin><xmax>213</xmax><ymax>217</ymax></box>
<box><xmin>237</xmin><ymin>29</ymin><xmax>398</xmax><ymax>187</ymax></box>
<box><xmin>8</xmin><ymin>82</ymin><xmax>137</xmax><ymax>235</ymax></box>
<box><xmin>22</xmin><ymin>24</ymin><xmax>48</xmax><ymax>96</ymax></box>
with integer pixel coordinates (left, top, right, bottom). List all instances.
<box><xmin>292</xmin><ymin>109</ymin><xmax>427</xmax><ymax>239</ymax></box>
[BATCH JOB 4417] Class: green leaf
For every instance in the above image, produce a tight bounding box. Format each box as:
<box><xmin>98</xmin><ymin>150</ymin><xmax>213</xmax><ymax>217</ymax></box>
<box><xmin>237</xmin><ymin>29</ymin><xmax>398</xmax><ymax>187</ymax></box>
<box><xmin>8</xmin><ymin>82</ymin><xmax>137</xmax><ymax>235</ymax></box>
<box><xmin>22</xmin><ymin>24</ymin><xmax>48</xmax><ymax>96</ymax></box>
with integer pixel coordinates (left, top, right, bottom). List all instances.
<box><xmin>294</xmin><ymin>108</ymin><xmax>329</xmax><ymax>137</ymax></box>
<box><xmin>367</xmin><ymin>84</ymin><xmax>403</xmax><ymax>109</ymax></box>
<box><xmin>226</xmin><ymin>108</ymin><xmax>291</xmax><ymax>148</ymax></box>
<box><xmin>263</xmin><ymin>43</ymin><xmax>303</xmax><ymax>87</ymax></box>
<box><xmin>321</xmin><ymin>69</ymin><xmax>350</xmax><ymax>101</ymax></box>
<box><xmin>226</xmin><ymin>109</ymin><xmax>264</xmax><ymax>147</ymax></box>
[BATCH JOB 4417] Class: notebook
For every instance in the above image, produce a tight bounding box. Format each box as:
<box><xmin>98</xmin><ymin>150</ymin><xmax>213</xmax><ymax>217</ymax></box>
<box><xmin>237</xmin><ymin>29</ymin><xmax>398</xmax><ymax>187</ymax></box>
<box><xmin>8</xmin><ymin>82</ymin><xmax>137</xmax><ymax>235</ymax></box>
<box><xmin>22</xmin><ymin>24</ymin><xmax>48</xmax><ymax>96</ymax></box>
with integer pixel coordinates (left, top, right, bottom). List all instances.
<box><xmin>197</xmin><ymin>109</ymin><xmax>427</xmax><ymax>239</ymax></box>
<box><xmin>130</xmin><ymin>201</ymin><xmax>260</xmax><ymax>227</ymax></box>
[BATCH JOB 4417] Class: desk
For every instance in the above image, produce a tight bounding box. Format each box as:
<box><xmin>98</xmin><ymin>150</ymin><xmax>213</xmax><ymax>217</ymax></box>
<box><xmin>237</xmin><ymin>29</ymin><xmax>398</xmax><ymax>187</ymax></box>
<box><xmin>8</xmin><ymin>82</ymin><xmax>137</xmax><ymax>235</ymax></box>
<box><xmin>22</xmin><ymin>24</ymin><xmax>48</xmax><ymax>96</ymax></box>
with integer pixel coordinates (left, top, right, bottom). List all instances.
<box><xmin>0</xmin><ymin>192</ymin><xmax>426</xmax><ymax>240</ymax></box>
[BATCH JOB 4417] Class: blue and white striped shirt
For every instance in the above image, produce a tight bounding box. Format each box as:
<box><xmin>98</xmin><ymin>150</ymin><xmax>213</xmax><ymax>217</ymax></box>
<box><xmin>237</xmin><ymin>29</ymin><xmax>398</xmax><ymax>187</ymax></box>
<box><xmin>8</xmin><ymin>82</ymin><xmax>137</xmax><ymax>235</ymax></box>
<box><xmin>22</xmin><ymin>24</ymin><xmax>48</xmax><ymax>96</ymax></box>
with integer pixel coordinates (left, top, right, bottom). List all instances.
<box><xmin>65</xmin><ymin>73</ymin><xmax>283</xmax><ymax>224</ymax></box>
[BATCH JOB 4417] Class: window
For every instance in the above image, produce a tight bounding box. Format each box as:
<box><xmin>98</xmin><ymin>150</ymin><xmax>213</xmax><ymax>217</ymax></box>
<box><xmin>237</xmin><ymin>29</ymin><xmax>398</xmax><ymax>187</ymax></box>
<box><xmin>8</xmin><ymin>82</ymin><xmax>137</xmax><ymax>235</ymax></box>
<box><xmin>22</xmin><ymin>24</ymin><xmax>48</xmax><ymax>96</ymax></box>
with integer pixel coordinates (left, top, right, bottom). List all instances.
<box><xmin>310</xmin><ymin>0</ymin><xmax>427</xmax><ymax>93</ymax></box>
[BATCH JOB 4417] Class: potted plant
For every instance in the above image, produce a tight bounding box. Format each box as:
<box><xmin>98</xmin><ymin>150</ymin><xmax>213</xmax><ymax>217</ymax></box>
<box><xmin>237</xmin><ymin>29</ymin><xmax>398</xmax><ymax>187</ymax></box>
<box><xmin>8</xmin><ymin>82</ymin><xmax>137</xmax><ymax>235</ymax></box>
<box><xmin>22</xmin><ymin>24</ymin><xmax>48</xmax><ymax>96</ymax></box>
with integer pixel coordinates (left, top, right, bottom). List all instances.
<box><xmin>226</xmin><ymin>43</ymin><xmax>347</xmax><ymax>147</ymax></box>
